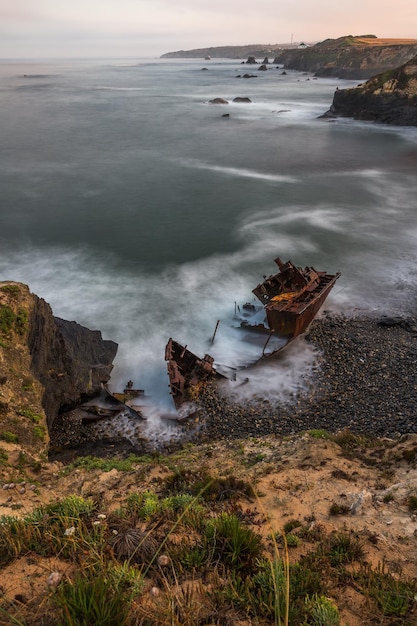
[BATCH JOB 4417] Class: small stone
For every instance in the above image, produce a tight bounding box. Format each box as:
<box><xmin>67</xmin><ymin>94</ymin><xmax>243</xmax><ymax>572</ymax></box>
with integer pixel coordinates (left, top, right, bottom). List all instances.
<box><xmin>47</xmin><ymin>572</ymin><xmax>63</xmax><ymax>589</ymax></box>
<box><xmin>157</xmin><ymin>555</ymin><xmax>170</xmax><ymax>567</ymax></box>
<box><xmin>150</xmin><ymin>586</ymin><xmax>160</xmax><ymax>596</ymax></box>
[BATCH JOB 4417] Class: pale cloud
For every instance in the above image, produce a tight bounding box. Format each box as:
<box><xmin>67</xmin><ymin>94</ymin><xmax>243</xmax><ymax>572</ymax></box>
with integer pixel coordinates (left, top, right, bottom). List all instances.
<box><xmin>0</xmin><ymin>0</ymin><xmax>416</xmax><ymax>58</ymax></box>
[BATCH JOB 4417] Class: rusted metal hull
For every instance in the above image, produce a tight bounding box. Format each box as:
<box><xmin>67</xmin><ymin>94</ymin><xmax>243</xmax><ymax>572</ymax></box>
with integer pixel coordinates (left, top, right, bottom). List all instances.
<box><xmin>265</xmin><ymin>271</ymin><xmax>340</xmax><ymax>338</ymax></box>
<box><xmin>165</xmin><ymin>338</ymin><xmax>226</xmax><ymax>409</ymax></box>
<box><xmin>247</xmin><ymin>257</ymin><xmax>341</xmax><ymax>339</ymax></box>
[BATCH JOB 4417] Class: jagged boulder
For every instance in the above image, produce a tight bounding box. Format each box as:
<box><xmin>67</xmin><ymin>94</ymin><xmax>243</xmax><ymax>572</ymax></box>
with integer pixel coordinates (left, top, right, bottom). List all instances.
<box><xmin>326</xmin><ymin>54</ymin><xmax>417</xmax><ymax>125</ymax></box>
<box><xmin>233</xmin><ymin>97</ymin><xmax>252</xmax><ymax>103</ymax></box>
<box><xmin>246</xmin><ymin>56</ymin><xmax>257</xmax><ymax>64</ymax></box>
<box><xmin>258</xmin><ymin>64</ymin><xmax>268</xmax><ymax>71</ymax></box>
<box><xmin>0</xmin><ymin>282</ymin><xmax>117</xmax><ymax>448</ymax></box>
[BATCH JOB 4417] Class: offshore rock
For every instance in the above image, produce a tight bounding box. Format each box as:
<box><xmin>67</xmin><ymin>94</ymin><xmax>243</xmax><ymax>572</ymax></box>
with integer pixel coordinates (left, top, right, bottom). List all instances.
<box><xmin>208</xmin><ymin>97</ymin><xmax>229</xmax><ymax>104</ymax></box>
<box><xmin>327</xmin><ymin>54</ymin><xmax>417</xmax><ymax>126</ymax></box>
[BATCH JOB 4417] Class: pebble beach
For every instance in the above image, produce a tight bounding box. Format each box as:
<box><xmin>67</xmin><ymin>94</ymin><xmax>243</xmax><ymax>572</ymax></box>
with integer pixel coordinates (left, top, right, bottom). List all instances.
<box><xmin>200</xmin><ymin>313</ymin><xmax>417</xmax><ymax>441</ymax></box>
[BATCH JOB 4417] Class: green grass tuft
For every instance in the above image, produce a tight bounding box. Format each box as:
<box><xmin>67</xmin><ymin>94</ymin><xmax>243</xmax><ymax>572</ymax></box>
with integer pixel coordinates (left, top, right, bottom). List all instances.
<box><xmin>0</xmin><ymin>431</ymin><xmax>18</xmax><ymax>443</ymax></box>
<box><xmin>54</xmin><ymin>564</ymin><xmax>141</xmax><ymax>626</ymax></box>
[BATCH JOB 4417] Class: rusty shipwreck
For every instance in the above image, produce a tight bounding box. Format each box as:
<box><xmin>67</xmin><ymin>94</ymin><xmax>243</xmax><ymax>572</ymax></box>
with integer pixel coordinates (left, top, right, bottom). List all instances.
<box><xmin>247</xmin><ymin>257</ymin><xmax>340</xmax><ymax>338</ymax></box>
<box><xmin>166</xmin><ymin>257</ymin><xmax>340</xmax><ymax>408</ymax></box>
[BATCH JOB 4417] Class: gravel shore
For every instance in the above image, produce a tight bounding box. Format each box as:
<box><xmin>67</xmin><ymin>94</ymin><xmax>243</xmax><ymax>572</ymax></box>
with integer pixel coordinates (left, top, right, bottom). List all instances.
<box><xmin>200</xmin><ymin>313</ymin><xmax>417</xmax><ymax>440</ymax></box>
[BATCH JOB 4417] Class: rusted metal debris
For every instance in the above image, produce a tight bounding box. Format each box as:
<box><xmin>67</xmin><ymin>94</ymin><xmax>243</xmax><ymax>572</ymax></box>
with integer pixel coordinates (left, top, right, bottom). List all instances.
<box><xmin>79</xmin><ymin>385</ymin><xmax>146</xmax><ymax>422</ymax></box>
<box><xmin>165</xmin><ymin>338</ymin><xmax>226</xmax><ymax>410</ymax></box>
<box><xmin>165</xmin><ymin>257</ymin><xmax>340</xmax><ymax>409</ymax></box>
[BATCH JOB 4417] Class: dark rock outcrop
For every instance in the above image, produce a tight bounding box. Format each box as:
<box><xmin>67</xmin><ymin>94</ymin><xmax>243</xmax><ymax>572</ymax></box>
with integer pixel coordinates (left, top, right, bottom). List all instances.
<box><xmin>326</xmin><ymin>54</ymin><xmax>417</xmax><ymax>126</ymax></box>
<box><xmin>208</xmin><ymin>97</ymin><xmax>228</xmax><ymax>104</ymax></box>
<box><xmin>246</xmin><ymin>56</ymin><xmax>257</xmax><ymax>64</ymax></box>
<box><xmin>0</xmin><ymin>282</ymin><xmax>118</xmax><ymax>456</ymax></box>
<box><xmin>258</xmin><ymin>64</ymin><xmax>268</xmax><ymax>71</ymax></box>
<box><xmin>273</xmin><ymin>35</ymin><xmax>417</xmax><ymax>79</ymax></box>
<box><xmin>232</xmin><ymin>97</ymin><xmax>252</xmax><ymax>103</ymax></box>
<box><xmin>28</xmin><ymin>294</ymin><xmax>117</xmax><ymax>427</ymax></box>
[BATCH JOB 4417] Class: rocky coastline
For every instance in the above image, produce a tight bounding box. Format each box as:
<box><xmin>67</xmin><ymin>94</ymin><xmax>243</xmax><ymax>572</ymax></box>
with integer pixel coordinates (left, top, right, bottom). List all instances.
<box><xmin>273</xmin><ymin>38</ymin><xmax>417</xmax><ymax>79</ymax></box>
<box><xmin>2</xmin><ymin>282</ymin><xmax>416</xmax><ymax>459</ymax></box>
<box><xmin>162</xmin><ymin>36</ymin><xmax>417</xmax><ymax>80</ymax></box>
<box><xmin>325</xmin><ymin>54</ymin><xmax>417</xmax><ymax>126</ymax></box>
<box><xmin>48</xmin><ymin>312</ymin><xmax>417</xmax><ymax>458</ymax></box>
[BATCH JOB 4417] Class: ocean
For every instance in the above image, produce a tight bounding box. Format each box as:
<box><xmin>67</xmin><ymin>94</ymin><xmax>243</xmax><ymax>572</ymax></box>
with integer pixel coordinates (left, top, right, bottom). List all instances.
<box><xmin>1</xmin><ymin>57</ymin><xmax>417</xmax><ymax>435</ymax></box>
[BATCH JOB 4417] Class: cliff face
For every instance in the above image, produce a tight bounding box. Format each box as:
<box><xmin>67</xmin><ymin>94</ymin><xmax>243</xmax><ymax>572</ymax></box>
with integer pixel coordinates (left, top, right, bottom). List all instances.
<box><xmin>0</xmin><ymin>282</ymin><xmax>117</xmax><ymax>454</ymax></box>
<box><xmin>273</xmin><ymin>36</ymin><xmax>417</xmax><ymax>79</ymax></box>
<box><xmin>328</xmin><ymin>55</ymin><xmax>417</xmax><ymax>126</ymax></box>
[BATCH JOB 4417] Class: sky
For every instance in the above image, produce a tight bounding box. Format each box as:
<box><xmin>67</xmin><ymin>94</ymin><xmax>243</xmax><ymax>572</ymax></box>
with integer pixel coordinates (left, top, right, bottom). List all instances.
<box><xmin>1</xmin><ymin>0</ymin><xmax>416</xmax><ymax>59</ymax></box>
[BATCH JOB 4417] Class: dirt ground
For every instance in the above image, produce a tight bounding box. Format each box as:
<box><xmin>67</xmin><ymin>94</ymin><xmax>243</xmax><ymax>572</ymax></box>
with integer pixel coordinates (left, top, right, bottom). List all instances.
<box><xmin>1</xmin><ymin>431</ymin><xmax>417</xmax><ymax>624</ymax></box>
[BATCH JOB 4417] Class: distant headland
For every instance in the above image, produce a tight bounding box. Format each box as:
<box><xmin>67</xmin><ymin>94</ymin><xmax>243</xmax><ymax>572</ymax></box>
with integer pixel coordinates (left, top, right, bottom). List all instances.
<box><xmin>161</xmin><ymin>35</ymin><xmax>417</xmax><ymax>80</ymax></box>
<box><xmin>160</xmin><ymin>42</ymin><xmax>301</xmax><ymax>60</ymax></box>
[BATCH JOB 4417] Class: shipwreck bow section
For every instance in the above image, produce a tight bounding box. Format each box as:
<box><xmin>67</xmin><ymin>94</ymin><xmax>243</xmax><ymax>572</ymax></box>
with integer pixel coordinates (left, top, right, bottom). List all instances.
<box><xmin>251</xmin><ymin>257</ymin><xmax>341</xmax><ymax>339</ymax></box>
<box><xmin>165</xmin><ymin>338</ymin><xmax>225</xmax><ymax>410</ymax></box>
